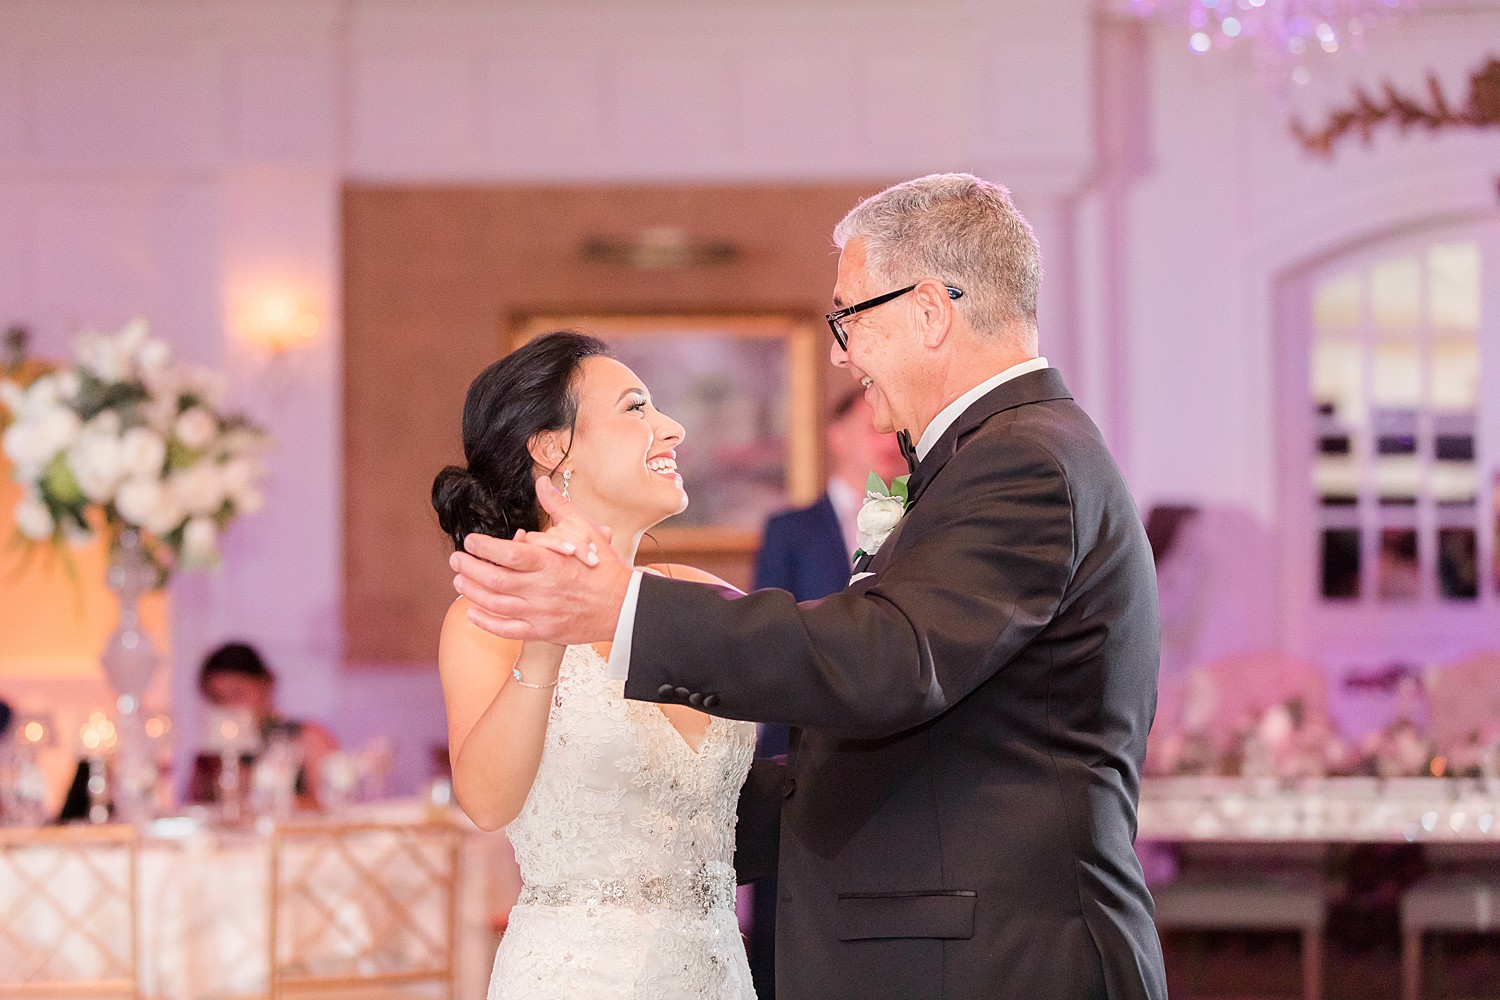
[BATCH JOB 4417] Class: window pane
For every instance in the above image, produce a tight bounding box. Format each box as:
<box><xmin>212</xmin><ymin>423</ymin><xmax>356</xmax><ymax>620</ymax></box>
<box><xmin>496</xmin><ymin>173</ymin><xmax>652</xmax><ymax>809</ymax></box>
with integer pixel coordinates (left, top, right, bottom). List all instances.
<box><xmin>1312</xmin><ymin>338</ymin><xmax>1363</xmax><ymax>424</ymax></box>
<box><xmin>1433</xmin><ymin>413</ymin><xmax>1477</xmax><ymax>507</ymax></box>
<box><xmin>1372</xmin><ymin>343</ymin><xmax>1421</xmax><ymax>409</ymax></box>
<box><xmin>1379</xmin><ymin>528</ymin><xmax>1421</xmax><ymax>600</ymax></box>
<box><xmin>1313</xmin><ymin>271</ymin><xmax>1361</xmax><ymax>336</ymax></box>
<box><xmin>1321</xmin><ymin>529</ymin><xmax>1361</xmax><ymax>599</ymax></box>
<box><xmin>1428</xmin><ymin>242</ymin><xmax>1480</xmax><ymax>338</ymax></box>
<box><xmin>1373</xmin><ymin>408</ymin><xmax>1419</xmax><ymax>505</ymax></box>
<box><xmin>1315</xmin><ymin>453</ymin><xmax>1360</xmax><ymax>506</ymax></box>
<box><xmin>1437</xmin><ymin>527</ymin><xmax>1478</xmax><ymax>600</ymax></box>
<box><xmin>1371</xmin><ymin>255</ymin><xmax>1421</xmax><ymax>340</ymax></box>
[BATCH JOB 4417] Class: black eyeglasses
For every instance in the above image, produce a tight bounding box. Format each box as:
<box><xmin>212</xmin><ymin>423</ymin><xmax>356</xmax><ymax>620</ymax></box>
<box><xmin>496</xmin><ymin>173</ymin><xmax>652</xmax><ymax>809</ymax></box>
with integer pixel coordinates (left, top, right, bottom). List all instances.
<box><xmin>825</xmin><ymin>283</ymin><xmax>964</xmax><ymax>350</ymax></box>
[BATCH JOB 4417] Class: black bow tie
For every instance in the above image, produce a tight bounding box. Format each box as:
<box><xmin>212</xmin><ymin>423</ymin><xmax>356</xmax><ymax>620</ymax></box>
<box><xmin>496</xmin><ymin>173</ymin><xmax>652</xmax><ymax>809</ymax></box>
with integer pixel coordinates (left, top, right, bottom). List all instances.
<box><xmin>897</xmin><ymin>428</ymin><xmax>918</xmax><ymax>477</ymax></box>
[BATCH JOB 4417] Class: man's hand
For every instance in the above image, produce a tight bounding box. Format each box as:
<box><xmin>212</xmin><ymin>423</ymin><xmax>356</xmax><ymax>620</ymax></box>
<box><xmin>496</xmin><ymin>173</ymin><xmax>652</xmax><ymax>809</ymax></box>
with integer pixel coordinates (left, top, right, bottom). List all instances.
<box><xmin>451</xmin><ymin>476</ymin><xmax>632</xmax><ymax>644</ymax></box>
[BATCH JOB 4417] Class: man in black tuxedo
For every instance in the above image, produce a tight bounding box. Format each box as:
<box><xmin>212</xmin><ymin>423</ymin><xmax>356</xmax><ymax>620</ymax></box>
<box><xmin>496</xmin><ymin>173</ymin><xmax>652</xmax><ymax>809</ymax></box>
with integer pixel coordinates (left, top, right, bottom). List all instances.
<box><xmin>454</xmin><ymin>173</ymin><xmax>1167</xmax><ymax>1000</ymax></box>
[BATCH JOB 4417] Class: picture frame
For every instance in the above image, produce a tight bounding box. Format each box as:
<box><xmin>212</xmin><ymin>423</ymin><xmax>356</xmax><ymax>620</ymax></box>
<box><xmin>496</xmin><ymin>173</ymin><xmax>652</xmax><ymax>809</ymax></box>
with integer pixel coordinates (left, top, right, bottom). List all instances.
<box><xmin>508</xmin><ymin>312</ymin><xmax>821</xmax><ymax>554</ymax></box>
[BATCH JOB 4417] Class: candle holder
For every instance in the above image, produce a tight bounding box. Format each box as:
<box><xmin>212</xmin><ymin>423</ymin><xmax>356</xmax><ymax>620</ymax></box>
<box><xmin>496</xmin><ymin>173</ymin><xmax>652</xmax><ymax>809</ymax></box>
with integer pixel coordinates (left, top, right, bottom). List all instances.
<box><xmin>78</xmin><ymin>712</ymin><xmax>118</xmax><ymax>825</ymax></box>
<box><xmin>202</xmin><ymin>707</ymin><xmax>261</xmax><ymax>825</ymax></box>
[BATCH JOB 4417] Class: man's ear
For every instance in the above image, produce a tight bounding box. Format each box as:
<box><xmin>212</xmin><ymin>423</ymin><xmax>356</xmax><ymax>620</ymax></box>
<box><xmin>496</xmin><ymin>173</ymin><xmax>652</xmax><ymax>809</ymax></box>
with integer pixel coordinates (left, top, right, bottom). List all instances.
<box><xmin>526</xmin><ymin>430</ymin><xmax>565</xmax><ymax>471</ymax></box>
<box><xmin>911</xmin><ymin>279</ymin><xmax>955</xmax><ymax>349</ymax></box>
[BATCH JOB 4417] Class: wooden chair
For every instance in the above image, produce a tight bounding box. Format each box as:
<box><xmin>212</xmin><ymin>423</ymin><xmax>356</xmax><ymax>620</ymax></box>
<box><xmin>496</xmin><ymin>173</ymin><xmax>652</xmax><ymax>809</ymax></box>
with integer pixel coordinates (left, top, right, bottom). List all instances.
<box><xmin>268</xmin><ymin>820</ymin><xmax>461</xmax><ymax>999</ymax></box>
<box><xmin>0</xmin><ymin>824</ymin><xmax>140</xmax><ymax>999</ymax></box>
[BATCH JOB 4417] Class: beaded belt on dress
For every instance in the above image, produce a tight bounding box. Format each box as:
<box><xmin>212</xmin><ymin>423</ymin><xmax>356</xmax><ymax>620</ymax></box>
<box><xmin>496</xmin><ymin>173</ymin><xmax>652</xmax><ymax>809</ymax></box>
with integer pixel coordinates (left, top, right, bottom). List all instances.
<box><xmin>518</xmin><ymin>865</ymin><xmax>736</xmax><ymax>915</ymax></box>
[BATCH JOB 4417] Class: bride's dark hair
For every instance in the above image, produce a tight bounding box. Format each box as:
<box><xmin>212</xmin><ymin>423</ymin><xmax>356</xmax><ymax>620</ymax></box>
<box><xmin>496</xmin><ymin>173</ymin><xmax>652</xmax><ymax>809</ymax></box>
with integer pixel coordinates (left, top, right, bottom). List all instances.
<box><xmin>432</xmin><ymin>331</ymin><xmax>613</xmax><ymax>550</ymax></box>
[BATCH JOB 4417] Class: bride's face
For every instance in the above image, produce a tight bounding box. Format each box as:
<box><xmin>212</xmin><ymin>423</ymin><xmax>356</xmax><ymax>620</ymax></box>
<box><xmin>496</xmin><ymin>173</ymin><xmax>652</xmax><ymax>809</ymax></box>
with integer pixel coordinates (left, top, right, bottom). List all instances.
<box><xmin>553</xmin><ymin>356</ymin><xmax>687</xmax><ymax>532</ymax></box>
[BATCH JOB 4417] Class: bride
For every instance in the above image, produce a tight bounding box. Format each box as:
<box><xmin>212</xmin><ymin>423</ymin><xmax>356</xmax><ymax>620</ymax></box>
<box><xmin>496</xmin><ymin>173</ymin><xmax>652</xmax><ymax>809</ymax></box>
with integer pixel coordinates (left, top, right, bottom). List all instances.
<box><xmin>431</xmin><ymin>331</ymin><xmax>758</xmax><ymax>1000</ymax></box>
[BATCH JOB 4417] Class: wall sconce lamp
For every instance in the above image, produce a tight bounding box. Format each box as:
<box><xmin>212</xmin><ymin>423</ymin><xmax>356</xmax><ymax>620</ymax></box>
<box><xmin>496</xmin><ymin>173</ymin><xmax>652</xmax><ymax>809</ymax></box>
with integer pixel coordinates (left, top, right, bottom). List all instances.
<box><xmin>242</xmin><ymin>295</ymin><xmax>320</xmax><ymax>355</ymax></box>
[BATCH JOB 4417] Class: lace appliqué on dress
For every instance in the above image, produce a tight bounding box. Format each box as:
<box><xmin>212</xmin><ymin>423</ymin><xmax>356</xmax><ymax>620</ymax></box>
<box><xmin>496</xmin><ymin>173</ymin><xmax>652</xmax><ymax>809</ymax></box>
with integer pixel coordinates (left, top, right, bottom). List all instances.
<box><xmin>487</xmin><ymin>644</ymin><xmax>756</xmax><ymax>1000</ymax></box>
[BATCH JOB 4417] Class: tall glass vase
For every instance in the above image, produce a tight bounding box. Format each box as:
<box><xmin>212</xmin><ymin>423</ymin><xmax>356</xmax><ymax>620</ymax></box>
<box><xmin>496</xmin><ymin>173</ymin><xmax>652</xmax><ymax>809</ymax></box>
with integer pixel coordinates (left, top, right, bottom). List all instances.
<box><xmin>100</xmin><ymin>527</ymin><xmax>162</xmax><ymax>823</ymax></box>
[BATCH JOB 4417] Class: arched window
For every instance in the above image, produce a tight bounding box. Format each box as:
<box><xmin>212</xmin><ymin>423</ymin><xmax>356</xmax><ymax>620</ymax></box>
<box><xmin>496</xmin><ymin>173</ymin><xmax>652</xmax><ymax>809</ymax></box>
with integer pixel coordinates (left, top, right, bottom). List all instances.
<box><xmin>1283</xmin><ymin>221</ymin><xmax>1498</xmax><ymax>661</ymax></box>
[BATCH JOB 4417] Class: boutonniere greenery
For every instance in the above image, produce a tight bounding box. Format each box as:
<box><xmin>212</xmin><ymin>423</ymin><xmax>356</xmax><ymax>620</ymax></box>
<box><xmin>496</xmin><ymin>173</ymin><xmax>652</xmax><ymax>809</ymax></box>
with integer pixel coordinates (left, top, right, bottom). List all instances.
<box><xmin>853</xmin><ymin>471</ymin><xmax>909</xmax><ymax>564</ymax></box>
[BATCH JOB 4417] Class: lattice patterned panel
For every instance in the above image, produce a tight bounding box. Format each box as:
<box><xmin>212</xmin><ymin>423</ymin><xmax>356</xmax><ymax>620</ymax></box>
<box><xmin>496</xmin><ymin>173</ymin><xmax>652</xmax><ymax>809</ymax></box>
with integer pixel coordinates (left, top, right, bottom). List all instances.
<box><xmin>0</xmin><ymin>825</ymin><xmax>138</xmax><ymax>998</ymax></box>
<box><xmin>270</xmin><ymin>822</ymin><xmax>459</xmax><ymax>998</ymax></box>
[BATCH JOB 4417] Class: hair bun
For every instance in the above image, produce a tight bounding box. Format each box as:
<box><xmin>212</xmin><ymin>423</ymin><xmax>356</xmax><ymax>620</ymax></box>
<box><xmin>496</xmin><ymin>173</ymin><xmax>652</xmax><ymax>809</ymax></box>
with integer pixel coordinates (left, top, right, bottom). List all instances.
<box><xmin>432</xmin><ymin>465</ymin><xmax>508</xmax><ymax>550</ymax></box>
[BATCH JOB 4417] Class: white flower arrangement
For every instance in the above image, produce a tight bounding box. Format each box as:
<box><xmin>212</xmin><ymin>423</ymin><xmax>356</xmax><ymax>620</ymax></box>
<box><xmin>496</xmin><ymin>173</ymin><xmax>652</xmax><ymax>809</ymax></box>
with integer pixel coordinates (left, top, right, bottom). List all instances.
<box><xmin>853</xmin><ymin>471</ymin><xmax>910</xmax><ymax>564</ymax></box>
<box><xmin>0</xmin><ymin>319</ymin><xmax>268</xmax><ymax>582</ymax></box>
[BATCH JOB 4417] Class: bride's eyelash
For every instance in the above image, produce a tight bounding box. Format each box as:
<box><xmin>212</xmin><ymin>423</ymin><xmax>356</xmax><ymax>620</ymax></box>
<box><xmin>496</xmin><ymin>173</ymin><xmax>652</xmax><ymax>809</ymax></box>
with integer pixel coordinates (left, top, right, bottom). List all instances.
<box><xmin>626</xmin><ymin>398</ymin><xmax>647</xmax><ymax>413</ymax></box>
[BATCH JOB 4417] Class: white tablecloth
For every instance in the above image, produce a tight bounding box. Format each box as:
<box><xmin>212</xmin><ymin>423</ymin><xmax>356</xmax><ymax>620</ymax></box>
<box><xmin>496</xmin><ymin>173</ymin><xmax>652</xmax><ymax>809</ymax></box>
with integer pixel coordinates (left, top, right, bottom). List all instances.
<box><xmin>4</xmin><ymin>803</ymin><xmax>517</xmax><ymax>999</ymax></box>
<box><xmin>1139</xmin><ymin>776</ymin><xmax>1500</xmax><ymax>842</ymax></box>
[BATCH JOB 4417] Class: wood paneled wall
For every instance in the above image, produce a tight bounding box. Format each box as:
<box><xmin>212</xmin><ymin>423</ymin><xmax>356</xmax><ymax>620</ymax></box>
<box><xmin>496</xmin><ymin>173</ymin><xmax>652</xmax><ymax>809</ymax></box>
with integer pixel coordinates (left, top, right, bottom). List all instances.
<box><xmin>342</xmin><ymin>182</ymin><xmax>882</xmax><ymax>664</ymax></box>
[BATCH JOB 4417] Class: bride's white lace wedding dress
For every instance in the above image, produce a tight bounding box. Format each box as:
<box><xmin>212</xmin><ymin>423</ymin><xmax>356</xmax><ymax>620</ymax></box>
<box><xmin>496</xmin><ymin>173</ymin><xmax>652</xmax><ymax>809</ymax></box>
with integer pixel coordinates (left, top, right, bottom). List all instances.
<box><xmin>487</xmin><ymin>644</ymin><xmax>758</xmax><ymax>1000</ymax></box>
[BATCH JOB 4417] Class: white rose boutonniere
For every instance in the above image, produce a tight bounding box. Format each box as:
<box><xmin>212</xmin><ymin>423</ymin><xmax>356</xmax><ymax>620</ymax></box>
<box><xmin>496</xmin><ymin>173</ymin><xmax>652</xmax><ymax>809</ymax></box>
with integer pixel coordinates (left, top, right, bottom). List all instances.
<box><xmin>853</xmin><ymin>471</ymin><xmax>910</xmax><ymax>564</ymax></box>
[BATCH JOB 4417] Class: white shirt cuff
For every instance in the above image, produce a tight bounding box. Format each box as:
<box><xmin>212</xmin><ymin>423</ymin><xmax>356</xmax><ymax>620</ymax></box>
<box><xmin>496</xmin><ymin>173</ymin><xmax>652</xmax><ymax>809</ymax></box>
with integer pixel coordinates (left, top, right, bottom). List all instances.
<box><xmin>604</xmin><ymin>570</ymin><xmax>644</xmax><ymax>680</ymax></box>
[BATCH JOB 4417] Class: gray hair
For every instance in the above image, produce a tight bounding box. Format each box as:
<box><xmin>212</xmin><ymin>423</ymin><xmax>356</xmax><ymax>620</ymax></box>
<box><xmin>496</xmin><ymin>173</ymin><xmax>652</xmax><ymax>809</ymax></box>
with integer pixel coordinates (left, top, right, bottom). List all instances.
<box><xmin>832</xmin><ymin>173</ymin><xmax>1042</xmax><ymax>338</ymax></box>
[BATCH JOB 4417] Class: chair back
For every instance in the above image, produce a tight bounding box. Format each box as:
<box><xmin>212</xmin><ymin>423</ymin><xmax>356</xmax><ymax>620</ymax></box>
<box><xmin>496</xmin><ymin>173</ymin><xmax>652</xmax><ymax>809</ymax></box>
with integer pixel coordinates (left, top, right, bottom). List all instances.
<box><xmin>268</xmin><ymin>820</ymin><xmax>460</xmax><ymax>1000</ymax></box>
<box><xmin>0</xmin><ymin>824</ymin><xmax>140</xmax><ymax>999</ymax></box>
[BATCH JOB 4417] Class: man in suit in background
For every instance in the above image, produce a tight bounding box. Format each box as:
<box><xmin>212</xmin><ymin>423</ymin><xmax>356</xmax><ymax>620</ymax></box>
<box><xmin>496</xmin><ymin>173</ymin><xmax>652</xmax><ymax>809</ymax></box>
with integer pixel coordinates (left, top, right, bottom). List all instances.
<box><xmin>752</xmin><ymin>387</ymin><xmax>908</xmax><ymax>745</ymax></box>
<box><xmin>746</xmin><ymin>387</ymin><xmax>907</xmax><ymax>995</ymax></box>
<box><xmin>455</xmin><ymin>172</ymin><xmax>1167</xmax><ymax>999</ymax></box>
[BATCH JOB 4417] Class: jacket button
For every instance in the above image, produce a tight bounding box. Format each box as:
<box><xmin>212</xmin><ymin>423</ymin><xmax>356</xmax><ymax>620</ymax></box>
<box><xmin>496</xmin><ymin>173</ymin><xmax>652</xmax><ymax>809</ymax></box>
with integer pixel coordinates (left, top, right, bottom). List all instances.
<box><xmin>674</xmin><ymin>686</ymin><xmax>690</xmax><ymax>700</ymax></box>
<box><xmin>782</xmin><ymin>777</ymin><xmax>796</xmax><ymax>799</ymax></box>
<box><xmin>702</xmin><ymin>694</ymin><xmax>719</xmax><ymax>709</ymax></box>
<box><xmin>687</xmin><ymin>691</ymin><xmax>703</xmax><ymax>706</ymax></box>
<box><xmin>657</xmin><ymin>684</ymin><xmax>676</xmax><ymax>699</ymax></box>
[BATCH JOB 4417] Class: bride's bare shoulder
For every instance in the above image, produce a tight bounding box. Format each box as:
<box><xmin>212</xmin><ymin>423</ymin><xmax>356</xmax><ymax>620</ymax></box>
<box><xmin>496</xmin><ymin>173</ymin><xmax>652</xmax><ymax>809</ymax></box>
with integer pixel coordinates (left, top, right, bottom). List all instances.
<box><xmin>440</xmin><ymin>596</ymin><xmax>522</xmax><ymax>665</ymax></box>
<box><xmin>641</xmin><ymin>563</ymin><xmax>743</xmax><ymax>593</ymax></box>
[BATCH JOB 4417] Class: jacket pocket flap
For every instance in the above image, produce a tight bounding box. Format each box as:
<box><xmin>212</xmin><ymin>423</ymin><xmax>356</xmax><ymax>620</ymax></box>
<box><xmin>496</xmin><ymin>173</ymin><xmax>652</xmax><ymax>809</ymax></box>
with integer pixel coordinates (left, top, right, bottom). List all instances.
<box><xmin>835</xmin><ymin>890</ymin><xmax>976</xmax><ymax>941</ymax></box>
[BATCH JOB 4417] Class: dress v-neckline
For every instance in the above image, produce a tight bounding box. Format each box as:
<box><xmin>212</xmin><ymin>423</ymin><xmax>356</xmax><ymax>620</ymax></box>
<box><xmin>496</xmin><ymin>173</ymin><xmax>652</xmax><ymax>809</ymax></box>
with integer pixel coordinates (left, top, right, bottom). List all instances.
<box><xmin>577</xmin><ymin>644</ymin><xmax>715</xmax><ymax>756</ymax></box>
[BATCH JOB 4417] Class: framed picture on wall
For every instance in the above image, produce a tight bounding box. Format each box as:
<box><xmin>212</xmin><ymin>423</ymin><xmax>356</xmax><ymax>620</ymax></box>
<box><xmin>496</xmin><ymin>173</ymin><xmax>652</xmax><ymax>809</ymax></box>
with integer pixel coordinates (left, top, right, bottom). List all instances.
<box><xmin>509</xmin><ymin>312</ymin><xmax>822</xmax><ymax>553</ymax></box>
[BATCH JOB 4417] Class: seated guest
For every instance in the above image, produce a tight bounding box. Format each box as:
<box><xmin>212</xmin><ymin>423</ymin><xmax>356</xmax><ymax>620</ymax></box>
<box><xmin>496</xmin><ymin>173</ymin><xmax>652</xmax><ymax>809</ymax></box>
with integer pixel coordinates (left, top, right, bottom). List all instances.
<box><xmin>189</xmin><ymin>642</ymin><xmax>337</xmax><ymax>810</ymax></box>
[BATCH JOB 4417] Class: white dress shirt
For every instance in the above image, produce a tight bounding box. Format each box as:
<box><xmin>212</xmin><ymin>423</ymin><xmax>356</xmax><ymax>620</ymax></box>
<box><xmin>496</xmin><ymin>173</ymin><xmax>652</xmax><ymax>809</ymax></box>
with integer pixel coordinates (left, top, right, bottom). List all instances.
<box><xmin>606</xmin><ymin>357</ymin><xmax>1051</xmax><ymax>680</ymax></box>
<box><xmin>825</xmin><ymin>475</ymin><xmax>863</xmax><ymax>560</ymax></box>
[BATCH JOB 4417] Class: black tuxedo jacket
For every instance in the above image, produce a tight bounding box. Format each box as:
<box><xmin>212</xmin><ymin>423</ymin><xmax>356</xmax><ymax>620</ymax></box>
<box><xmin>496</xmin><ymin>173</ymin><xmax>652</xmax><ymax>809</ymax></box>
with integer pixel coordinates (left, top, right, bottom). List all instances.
<box><xmin>626</xmin><ymin>369</ymin><xmax>1166</xmax><ymax>1000</ymax></box>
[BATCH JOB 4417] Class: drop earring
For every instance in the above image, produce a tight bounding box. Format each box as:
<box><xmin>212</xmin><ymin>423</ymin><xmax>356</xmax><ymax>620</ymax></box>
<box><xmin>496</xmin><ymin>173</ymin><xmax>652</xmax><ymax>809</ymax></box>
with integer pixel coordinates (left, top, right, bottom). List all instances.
<box><xmin>559</xmin><ymin>468</ymin><xmax>572</xmax><ymax>501</ymax></box>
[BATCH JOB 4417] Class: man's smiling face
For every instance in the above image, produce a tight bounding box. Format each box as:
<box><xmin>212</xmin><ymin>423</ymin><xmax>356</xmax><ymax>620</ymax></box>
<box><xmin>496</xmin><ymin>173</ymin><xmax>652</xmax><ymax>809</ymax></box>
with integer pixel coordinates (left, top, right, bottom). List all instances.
<box><xmin>829</xmin><ymin>238</ymin><xmax>918</xmax><ymax>436</ymax></box>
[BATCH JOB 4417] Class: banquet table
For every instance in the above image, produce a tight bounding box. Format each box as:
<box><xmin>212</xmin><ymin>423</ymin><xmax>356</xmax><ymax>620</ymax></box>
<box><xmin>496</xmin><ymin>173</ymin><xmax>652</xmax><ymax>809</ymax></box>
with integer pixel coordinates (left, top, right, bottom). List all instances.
<box><xmin>1138</xmin><ymin>776</ymin><xmax>1500</xmax><ymax>844</ymax></box>
<box><xmin>1</xmin><ymin>800</ymin><xmax>517</xmax><ymax>999</ymax></box>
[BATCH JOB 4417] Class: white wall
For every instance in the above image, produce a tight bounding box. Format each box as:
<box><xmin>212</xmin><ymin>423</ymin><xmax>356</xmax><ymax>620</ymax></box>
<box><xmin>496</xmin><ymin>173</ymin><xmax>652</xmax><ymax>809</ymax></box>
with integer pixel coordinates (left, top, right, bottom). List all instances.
<box><xmin>2</xmin><ymin>0</ymin><xmax>1496</xmax><ymax>780</ymax></box>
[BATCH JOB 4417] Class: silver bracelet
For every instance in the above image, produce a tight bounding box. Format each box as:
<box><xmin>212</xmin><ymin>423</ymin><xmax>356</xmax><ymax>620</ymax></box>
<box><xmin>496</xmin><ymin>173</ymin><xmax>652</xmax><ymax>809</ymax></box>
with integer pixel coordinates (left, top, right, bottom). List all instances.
<box><xmin>511</xmin><ymin>666</ymin><xmax>558</xmax><ymax>690</ymax></box>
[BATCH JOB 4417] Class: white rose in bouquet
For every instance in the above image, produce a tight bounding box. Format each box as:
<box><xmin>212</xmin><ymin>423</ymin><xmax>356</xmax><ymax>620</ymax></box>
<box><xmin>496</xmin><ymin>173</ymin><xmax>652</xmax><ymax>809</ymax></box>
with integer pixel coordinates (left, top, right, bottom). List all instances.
<box><xmin>116</xmin><ymin>476</ymin><xmax>184</xmax><ymax>536</ymax></box>
<box><xmin>181</xmin><ymin>516</ymin><xmax>219</xmax><ymax>568</ymax></box>
<box><xmin>174</xmin><ymin>407</ymin><xmax>217</xmax><ymax>450</ymax></box>
<box><xmin>77</xmin><ymin>332</ymin><xmax>129</xmax><ymax>382</ymax></box>
<box><xmin>172</xmin><ymin>462</ymin><xmax>225</xmax><ymax>517</ymax></box>
<box><xmin>14</xmin><ymin>493</ymin><xmax>54</xmax><ymax>540</ymax></box>
<box><xmin>0</xmin><ymin>378</ymin><xmax>23</xmax><ymax>414</ymax></box>
<box><xmin>21</xmin><ymin>374</ymin><xmax>61</xmax><ymax>412</ymax></box>
<box><xmin>136</xmin><ymin>339</ymin><xmax>171</xmax><ymax>380</ymax></box>
<box><xmin>4</xmin><ymin>406</ymin><xmax>82</xmax><ymax>476</ymax></box>
<box><xmin>67</xmin><ymin>416</ymin><xmax>127</xmax><ymax>502</ymax></box>
<box><xmin>119</xmin><ymin>427</ymin><xmax>167</xmax><ymax>480</ymax></box>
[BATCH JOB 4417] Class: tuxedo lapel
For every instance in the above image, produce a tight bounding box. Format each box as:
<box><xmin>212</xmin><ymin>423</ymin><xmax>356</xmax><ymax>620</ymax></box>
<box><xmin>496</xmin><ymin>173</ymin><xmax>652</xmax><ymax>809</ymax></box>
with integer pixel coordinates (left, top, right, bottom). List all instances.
<box><xmin>906</xmin><ymin>368</ymin><xmax>1072</xmax><ymax>506</ymax></box>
